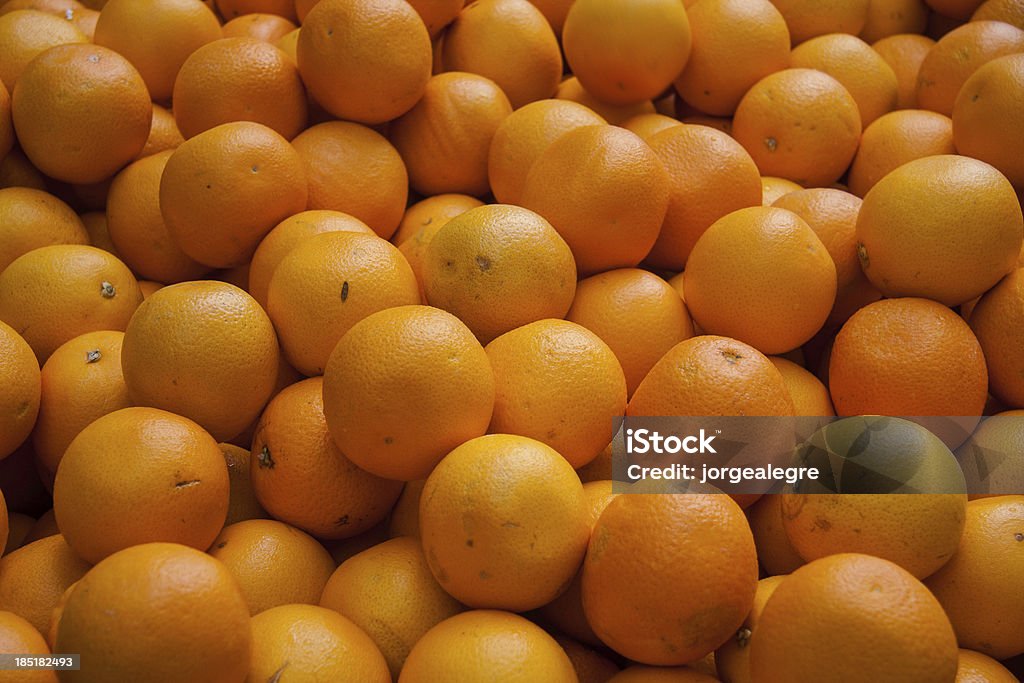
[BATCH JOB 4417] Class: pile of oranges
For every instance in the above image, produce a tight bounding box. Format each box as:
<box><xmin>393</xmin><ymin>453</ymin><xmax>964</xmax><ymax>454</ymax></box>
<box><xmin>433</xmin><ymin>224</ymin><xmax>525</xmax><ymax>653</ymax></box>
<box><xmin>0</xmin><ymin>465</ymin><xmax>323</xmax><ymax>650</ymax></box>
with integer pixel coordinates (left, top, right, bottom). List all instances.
<box><xmin>1</xmin><ymin>0</ymin><xmax>1024</xmax><ymax>680</ymax></box>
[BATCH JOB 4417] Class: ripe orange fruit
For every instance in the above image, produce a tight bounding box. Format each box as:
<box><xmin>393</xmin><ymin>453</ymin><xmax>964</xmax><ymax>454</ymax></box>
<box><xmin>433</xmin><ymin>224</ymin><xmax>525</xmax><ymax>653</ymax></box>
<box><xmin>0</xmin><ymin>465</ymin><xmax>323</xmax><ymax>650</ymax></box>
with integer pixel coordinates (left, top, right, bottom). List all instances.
<box><xmin>674</xmin><ymin>0</ymin><xmax>791</xmax><ymax>116</ymax></box>
<box><xmin>172</xmin><ymin>37</ymin><xmax>308</xmax><ymax>140</ymax></box>
<box><xmin>0</xmin><ymin>245</ymin><xmax>141</xmax><ymax>363</ymax></box>
<box><xmin>267</xmin><ymin>231</ymin><xmax>419</xmax><ymax>375</ymax></box>
<box><xmin>751</xmin><ymin>553</ymin><xmax>959</xmax><ymax>682</ymax></box>
<box><xmin>221</xmin><ymin>12</ymin><xmax>297</xmax><ymax>42</ymax></box>
<box><xmin>855</xmin><ymin>155</ymin><xmax>1023</xmax><ymax>306</ymax></box>
<box><xmin>0</xmin><ymin>81</ymin><xmax>10</xmax><ymax>161</ymax></box>
<box><xmin>11</xmin><ymin>44</ymin><xmax>150</xmax><ymax>184</ymax></box>
<box><xmin>485</xmin><ymin>319</ymin><xmax>626</xmax><ymax>468</ymax></box>
<box><xmin>768</xmin><ymin>0</ymin><xmax>870</xmax><ymax>43</ymax></box>
<box><xmin>760</xmin><ymin>176</ymin><xmax>803</xmax><ymax>205</ymax></box>
<box><xmin>488</xmin><ymin>100</ymin><xmax>606</xmax><ymax>206</ymax></box>
<box><xmin>0</xmin><ymin>534</ymin><xmax>89</xmax><ymax>637</ymax></box>
<box><xmin>747</xmin><ymin>494</ymin><xmax>806</xmax><ymax>575</ymax></box>
<box><xmin>583</xmin><ymin>493</ymin><xmax>758</xmax><ymax>665</ymax></box>
<box><xmin>620</xmin><ymin>112</ymin><xmax>682</xmax><ymax>141</ymax></box>
<box><xmin>0</xmin><ymin>148</ymin><xmax>47</xmax><ymax>193</ymax></box>
<box><xmin>218</xmin><ymin>443</ymin><xmax>268</xmax><ymax>525</ymax></box>
<box><xmin>319</xmin><ymin>536</ymin><xmax>464</xmax><ymax>677</ymax></box>
<box><xmin>973</xmin><ymin>0</ymin><xmax>1024</xmax><ymax>26</ymax></box>
<box><xmin>296</xmin><ymin>0</ymin><xmax>431</xmax><ymax>124</ymax></box>
<box><xmin>733</xmin><ymin>68</ymin><xmax>862</xmax><ymax>187</ymax></box>
<box><xmin>55</xmin><ymin>543</ymin><xmax>251</xmax><ymax>683</ymax></box>
<box><xmin>31</xmin><ymin>331</ymin><xmax>129</xmax><ymax>474</ymax></box>
<box><xmin>92</xmin><ymin>0</ymin><xmax>221</xmax><ymax>102</ymax></box>
<box><xmin>562</xmin><ymin>0</ymin><xmax>691</xmax><ymax>105</ymax></box>
<box><xmin>217</xmin><ymin>0</ymin><xmax>296</xmax><ymax>20</ymax></box>
<box><xmin>0</xmin><ymin>612</ymin><xmax>56</xmax><ymax>682</ymax></box>
<box><xmin>916</xmin><ymin>20</ymin><xmax>1024</xmax><ymax>115</ymax></box>
<box><xmin>251</xmin><ymin>377</ymin><xmax>403</xmax><ymax>539</ymax></box>
<box><xmin>557</xmin><ymin>636</ymin><xmax>621</xmax><ymax>683</ymax></box>
<box><xmin>521</xmin><ymin>125</ymin><xmax>670</xmax><ymax>274</ymax></box>
<box><xmin>208</xmin><ymin>519</ymin><xmax>335</xmax><ymax>614</ymax></box>
<box><xmin>769</xmin><ymin>356</ymin><xmax>834</xmax><ymax>416</ymax></box>
<box><xmin>971</xmin><ymin>269</ymin><xmax>1024</xmax><ymax>408</ymax></box>
<box><xmin>953</xmin><ymin>53</ymin><xmax>1024</xmax><ymax>188</ymax></box>
<box><xmin>0</xmin><ymin>0</ymin><xmax>84</xmax><ymax>13</ymax></box>
<box><xmin>291</xmin><ymin>121</ymin><xmax>408</xmax><ymax>239</ymax></box>
<box><xmin>441</xmin><ymin>0</ymin><xmax>561</xmax><ymax>109</ymax></box>
<box><xmin>712</xmin><ymin>575</ymin><xmax>785</xmax><ymax>683</ymax></box>
<box><xmin>401</xmin><ymin>610</ymin><xmax>577</xmax><ymax>682</ymax></box>
<box><xmin>0</xmin><ymin>9</ymin><xmax>87</xmax><ymax>92</ymax></box>
<box><xmin>955</xmin><ymin>648</ymin><xmax>1019</xmax><ymax>682</ymax></box>
<box><xmin>555</xmin><ymin>76</ymin><xmax>657</xmax><ymax>125</ymax></box>
<box><xmin>860</xmin><ymin>0</ymin><xmax>930</xmax><ymax>42</ymax></box>
<box><xmin>393</xmin><ymin>194</ymin><xmax>484</xmax><ymax>247</ymax></box>
<box><xmin>387</xmin><ymin>480</ymin><xmax>425</xmax><ymax>539</ymax></box>
<box><xmin>160</xmin><ymin>121</ymin><xmax>307</xmax><ymax>268</ymax></box>
<box><xmin>628</xmin><ymin>335</ymin><xmax>795</xmax><ymax>416</ymax></box>
<box><xmin>0</xmin><ymin>321</ymin><xmax>39</xmax><ymax>460</ymax></box>
<box><xmin>390</xmin><ymin>72</ymin><xmax>512</xmax><ymax>197</ymax></box>
<box><xmin>420</xmin><ymin>434</ymin><xmax>590</xmax><ymax>610</ymax></box>
<box><xmin>403</xmin><ymin>0</ymin><xmax>462</xmax><ymax>37</ymax></box>
<box><xmin>76</xmin><ymin>212</ymin><xmax>117</xmax><ymax>260</ymax></box>
<box><xmin>848</xmin><ymin>110</ymin><xmax>955</xmax><ymax>197</ymax></box>
<box><xmin>53</xmin><ymin>407</ymin><xmax>229</xmax><ymax>563</ymax></box>
<box><xmin>925</xmin><ymin>496</ymin><xmax>1024</xmax><ymax>659</ymax></box>
<box><xmin>121</xmin><ymin>281</ymin><xmax>279</xmax><ymax>442</ymax></box>
<box><xmin>134</xmin><ymin>104</ymin><xmax>184</xmax><ymax>160</ymax></box>
<box><xmin>323</xmin><ymin>305</ymin><xmax>493</xmax><ymax>481</ymax></box>
<box><xmin>871</xmin><ymin>33</ymin><xmax>936</xmax><ymax>109</ymax></box>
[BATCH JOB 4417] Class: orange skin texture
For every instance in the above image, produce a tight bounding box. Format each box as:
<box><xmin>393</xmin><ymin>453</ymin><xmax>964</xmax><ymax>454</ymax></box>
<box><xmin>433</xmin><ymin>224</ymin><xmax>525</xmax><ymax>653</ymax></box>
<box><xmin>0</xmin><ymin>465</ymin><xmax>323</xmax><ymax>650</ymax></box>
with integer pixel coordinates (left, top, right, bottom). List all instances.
<box><xmin>674</xmin><ymin>0</ymin><xmax>791</xmax><ymax>117</ymax></box>
<box><xmin>848</xmin><ymin>109</ymin><xmax>955</xmax><ymax>197</ymax></box>
<box><xmin>0</xmin><ymin>535</ymin><xmax>90</xmax><ymax>637</ymax></box>
<box><xmin>609</xmin><ymin>666</ymin><xmax>720</xmax><ymax>682</ymax></box>
<box><xmin>390</xmin><ymin>72</ymin><xmax>512</xmax><ymax>197</ymax></box>
<box><xmin>748</xmin><ymin>494</ymin><xmax>806</xmax><ymax>575</ymax></box>
<box><xmin>521</xmin><ymin>125</ymin><xmax>671</xmax><ymax>275</ymax></box>
<box><xmin>0</xmin><ymin>9</ymin><xmax>87</xmax><ymax>93</ymax></box>
<box><xmin>160</xmin><ymin>121</ymin><xmax>308</xmax><ymax>269</ymax></box>
<box><xmin>250</xmin><ymin>377</ymin><xmax>403</xmax><ymax>539</ymax></box>
<box><xmin>322</xmin><ymin>305</ymin><xmax>495</xmax><ymax>482</ymax></box>
<box><xmin>296</xmin><ymin>0</ymin><xmax>431</xmax><ymax>124</ymax></box>
<box><xmin>55</xmin><ymin>543</ymin><xmax>251</xmax><ymax>683</ymax></box>
<box><xmin>221</xmin><ymin>13</ymin><xmax>297</xmax><ymax>42</ymax></box>
<box><xmin>620</xmin><ymin>113</ymin><xmax>682</xmax><ymax>141</ymax></box>
<box><xmin>441</xmin><ymin>0</ymin><xmax>561</xmax><ymax>109</ymax></box>
<box><xmin>732</xmin><ymin>68</ymin><xmax>862</xmax><ymax>187</ymax></box>
<box><xmin>121</xmin><ymin>281</ymin><xmax>279</xmax><ymax>442</ymax></box>
<box><xmin>582</xmin><ymin>493</ymin><xmax>758</xmax><ymax>665</ymax></box>
<box><xmin>217</xmin><ymin>0</ymin><xmax>297</xmax><ymax>21</ymax></box>
<box><xmin>529</xmin><ymin>0</ymin><xmax>573</xmax><ymax>34</ymax></box>
<box><xmin>556</xmin><ymin>636</ymin><xmax>620</xmax><ymax>683</ymax></box>
<box><xmin>953</xmin><ymin>53</ymin><xmax>1024</xmax><ymax>188</ymax></box>
<box><xmin>926</xmin><ymin>0</ymin><xmax>987</xmax><ymax>20</ymax></box>
<box><xmin>387</xmin><ymin>480</ymin><xmax>425</xmax><ymax>539</ymax></box>
<box><xmin>970</xmin><ymin>269</ymin><xmax>1024</xmax><ymax>408</ymax></box>
<box><xmin>0</xmin><ymin>0</ymin><xmax>85</xmax><ymax>13</ymax></box>
<box><xmin>760</xmin><ymin>176</ymin><xmax>803</xmax><ymax>205</ymax></box>
<box><xmin>854</xmin><ymin>154</ymin><xmax>1023</xmax><ymax>306</ymax></box>
<box><xmin>53</xmin><ymin>407</ymin><xmax>229</xmax><ymax>564</ymax></box>
<box><xmin>555</xmin><ymin>76</ymin><xmax>656</xmax><ymax>125</ymax></box>
<box><xmin>0</xmin><ymin>321</ymin><xmax>39</xmax><ymax>459</ymax></box>
<box><xmin>713</xmin><ymin>575</ymin><xmax>786</xmax><ymax>683</ymax></box>
<box><xmin>0</xmin><ymin>80</ymin><xmax>10</xmax><ymax>160</ymax></box>
<box><xmin>0</xmin><ymin>611</ymin><xmax>56</xmax><ymax>683</ymax></box>
<box><xmin>11</xmin><ymin>43</ymin><xmax>150</xmax><ymax>184</ymax></box>
<box><xmin>955</xmin><ymin>649</ymin><xmax>1019</xmax><ymax>682</ymax></box>
<box><xmin>0</xmin><ymin>148</ymin><xmax>47</xmax><ymax>192</ymax></box>
<box><xmin>172</xmin><ymin>37</ymin><xmax>309</xmax><ymax>140</ymax></box>
<box><xmin>393</xmin><ymin>193</ymin><xmax>484</xmax><ymax>247</ymax></box>
<box><xmin>292</xmin><ymin>121</ymin><xmax>409</xmax><ymax>239</ymax></box>
<box><xmin>872</xmin><ymin>33</ymin><xmax>936</xmax><ymax>109</ymax></box>
<box><xmin>218</xmin><ymin>443</ymin><xmax>268</xmax><ymax>526</ymax></box>
<box><xmin>769</xmin><ymin>356</ymin><xmax>834</xmax><ymax>416</ymax></box>
<box><xmin>405</xmin><ymin>0</ymin><xmax>463</xmax><ymax>38</ymax></box>
<box><xmin>768</xmin><ymin>0</ymin><xmax>869</xmax><ymax>43</ymax></box>
<box><xmin>752</xmin><ymin>553</ymin><xmax>959</xmax><ymax>682</ymax></box>
<box><xmin>973</xmin><ymin>0</ymin><xmax>1024</xmax><ymax>27</ymax></box>
<box><xmin>860</xmin><ymin>0</ymin><xmax>929</xmax><ymax>42</ymax></box>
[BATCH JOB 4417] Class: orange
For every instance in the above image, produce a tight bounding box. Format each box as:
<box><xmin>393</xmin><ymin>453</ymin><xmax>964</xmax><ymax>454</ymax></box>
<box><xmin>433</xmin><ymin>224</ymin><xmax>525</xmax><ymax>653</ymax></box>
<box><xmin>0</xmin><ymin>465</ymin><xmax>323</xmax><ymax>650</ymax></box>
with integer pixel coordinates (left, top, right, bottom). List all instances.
<box><xmin>322</xmin><ymin>305</ymin><xmax>494</xmax><ymax>481</ymax></box>
<box><xmin>529</xmin><ymin>0</ymin><xmax>572</xmax><ymax>34</ymax></box>
<box><xmin>249</xmin><ymin>604</ymin><xmax>389</xmax><ymax>682</ymax></box>
<box><xmin>520</xmin><ymin>125</ymin><xmax>670</xmax><ymax>274</ymax></box>
<box><xmin>645</xmin><ymin>124</ymin><xmax>763</xmax><ymax>270</ymax></box>
<box><xmin>971</xmin><ymin>269</ymin><xmax>1024</xmax><ymax>407</ymax></box>
<box><xmin>53</xmin><ymin>407</ymin><xmax>229</xmax><ymax>563</ymax></box>
<box><xmin>556</xmin><ymin>636</ymin><xmax>621</xmax><ymax>683</ymax></box>
<box><xmin>172</xmin><ymin>37</ymin><xmax>308</xmax><ymax>140</ymax></box>
<box><xmin>567</xmin><ymin>269</ymin><xmax>694</xmax><ymax>395</ymax></box>
<box><xmin>31</xmin><ymin>331</ymin><xmax>129</xmax><ymax>474</ymax></box>
<box><xmin>684</xmin><ymin>206</ymin><xmax>836</xmax><ymax>354</ymax></box>
<box><xmin>0</xmin><ymin>0</ymin><xmax>85</xmax><ymax>14</ymax></box>
<box><xmin>562</xmin><ymin>0</ymin><xmax>691</xmax><ymax>105</ymax></box>
<box><xmin>860</xmin><ymin>0</ymin><xmax>930</xmax><ymax>42</ymax></box>
<box><xmin>319</xmin><ymin>536</ymin><xmax>464</xmax><ymax>677</ymax></box>
<box><xmin>0</xmin><ymin>188</ymin><xmax>88</xmax><ymax>273</ymax></box>
<box><xmin>484</xmin><ymin>319</ymin><xmax>626</xmax><ymax>468</ymax></box>
<box><xmin>956</xmin><ymin>409</ymin><xmax>1024</xmax><ymax>496</ymax></box>
<box><xmin>92</xmin><ymin>0</ymin><xmax>221</xmax><ymax>102</ymax></box>
<box><xmin>0</xmin><ymin>148</ymin><xmax>47</xmax><ymax>191</ymax></box>
<box><xmin>441</xmin><ymin>0</ymin><xmax>561</xmax><ymax>109</ymax></box>
<box><xmin>752</xmin><ymin>553</ymin><xmax>959</xmax><ymax>682</ymax></box>
<box><xmin>620</xmin><ymin>112</ymin><xmax>682</xmax><ymax>141</ymax></box>
<box><xmin>274</xmin><ymin>25</ymin><xmax>299</xmax><ymax>58</ymax></box>
<box><xmin>291</xmin><ymin>121</ymin><xmax>408</xmax><ymax>239</ymax></box>
<box><xmin>405</xmin><ymin>0</ymin><xmax>462</xmax><ymax>37</ymax></box>
<box><xmin>12</xmin><ymin>43</ymin><xmax>150</xmax><ymax>184</ymax></box>
<box><xmin>0</xmin><ymin>245</ymin><xmax>141</xmax><ymax>363</ymax></box>
<box><xmin>221</xmin><ymin>12</ymin><xmax>297</xmax><ymax>42</ymax></box>
<box><xmin>77</xmin><ymin>212</ymin><xmax>117</xmax><ymax>259</ymax></box>
<box><xmin>106</xmin><ymin>150</ymin><xmax>209</xmax><ymax>284</ymax></box>
<box><xmin>926</xmin><ymin>496</ymin><xmax>1024</xmax><ymax>659</ymax></box>
<box><xmin>488</xmin><ymin>99</ymin><xmax>606</xmax><ymax>206</ymax></box>
<box><xmin>855</xmin><ymin>154</ymin><xmax>1023</xmax><ymax>305</ymax></box>
<box><xmin>927</xmin><ymin>0</ymin><xmax>989</xmax><ymax>19</ymax></box>
<box><xmin>296</xmin><ymin>0</ymin><xmax>431</xmax><ymax>124</ymax></box>
<box><xmin>674</xmin><ymin>0</ymin><xmax>791</xmax><ymax>116</ymax></box>
<box><xmin>136</xmin><ymin>105</ymin><xmax>184</xmax><ymax>160</ymax></box>
<box><xmin>790</xmin><ymin>33</ymin><xmax>899</xmax><ymax>126</ymax></box>
<box><xmin>208</xmin><ymin>519</ymin><xmax>335</xmax><ymax>614</ymax></box>
<box><xmin>769</xmin><ymin>356</ymin><xmax>834</xmax><ymax>416</ymax></box>
<box><xmin>121</xmin><ymin>281</ymin><xmax>279</xmax><ymax>442</ymax></box>
<box><xmin>0</xmin><ymin>321</ymin><xmax>39</xmax><ymax>460</ymax></box>
<box><xmin>747</xmin><ymin>494</ymin><xmax>806</xmax><ymax>575</ymax></box>
<box><xmin>21</xmin><ymin>512</ymin><xmax>58</xmax><ymax>548</ymax></box>
<box><xmin>955</xmin><ymin>649</ymin><xmax>1019</xmax><ymax>682</ymax></box>
<box><xmin>973</xmin><ymin>0</ymin><xmax>1024</xmax><ymax>26</ymax></box>
<box><xmin>267</xmin><ymin>231</ymin><xmax>420</xmax><ymax>375</ymax></box>
<box><xmin>218</xmin><ymin>443</ymin><xmax>268</xmax><ymax>525</ymax></box>
<box><xmin>760</xmin><ymin>176</ymin><xmax>803</xmax><ymax>205</ymax></box>
<box><xmin>953</xmin><ymin>53</ymin><xmax>1024</xmax><ymax>188</ymax></box>
<box><xmin>160</xmin><ymin>121</ymin><xmax>307</xmax><ymax>268</ymax></box>
<box><xmin>217</xmin><ymin>0</ymin><xmax>297</xmax><ymax>20</ymax></box>
<box><xmin>732</xmin><ymin>68</ymin><xmax>862</xmax><ymax>187</ymax></box>
<box><xmin>582</xmin><ymin>493</ymin><xmax>758</xmax><ymax>665</ymax></box>
<box><xmin>848</xmin><ymin>110</ymin><xmax>955</xmax><ymax>197</ymax></box>
<box><xmin>66</xmin><ymin>5</ymin><xmax>97</xmax><ymax>38</ymax></box>
<box><xmin>55</xmin><ymin>543</ymin><xmax>251</xmax><ymax>683</ymax></box>
<box><xmin>0</xmin><ymin>611</ymin><xmax>55</xmax><ymax>683</ymax></box>
<box><xmin>872</xmin><ymin>33</ymin><xmax>936</xmax><ymax>109</ymax></box>
<box><xmin>607</xmin><ymin>666</ymin><xmax>720</xmax><ymax>682</ymax></box>
<box><xmin>387</xmin><ymin>480</ymin><xmax>425</xmax><ymax>538</ymax></box>
<box><xmin>393</xmin><ymin>194</ymin><xmax>484</xmax><ymax>247</ymax></box>
<box><xmin>713</xmin><ymin>575</ymin><xmax>786</xmax><ymax>683</ymax></box>
<box><xmin>768</xmin><ymin>0</ymin><xmax>870</xmax><ymax>44</ymax></box>
<box><xmin>136</xmin><ymin>280</ymin><xmax>163</xmax><ymax>299</ymax></box>
<box><xmin>390</xmin><ymin>72</ymin><xmax>512</xmax><ymax>197</ymax></box>
<box><xmin>916</xmin><ymin>20</ymin><xmax>1024</xmax><ymax>115</ymax></box>
<box><xmin>4</xmin><ymin>512</ymin><xmax>33</xmax><ymax>555</ymax></box>
<box><xmin>0</xmin><ymin>81</ymin><xmax>9</xmax><ymax>161</ymax></box>
<box><xmin>0</xmin><ymin>535</ymin><xmax>89</xmax><ymax>637</ymax></box>
<box><xmin>0</xmin><ymin>9</ymin><xmax>87</xmax><ymax>92</ymax></box>
<box><xmin>401</xmin><ymin>610</ymin><xmax>577</xmax><ymax>682</ymax></box>
<box><xmin>555</xmin><ymin>76</ymin><xmax>657</xmax><ymax>125</ymax></box>
<box><xmin>251</xmin><ymin>377</ymin><xmax>403</xmax><ymax>538</ymax></box>
<box><xmin>628</xmin><ymin>335</ymin><xmax>795</xmax><ymax>416</ymax></box>
<box><xmin>248</xmin><ymin>209</ymin><xmax>373</xmax><ymax>307</ymax></box>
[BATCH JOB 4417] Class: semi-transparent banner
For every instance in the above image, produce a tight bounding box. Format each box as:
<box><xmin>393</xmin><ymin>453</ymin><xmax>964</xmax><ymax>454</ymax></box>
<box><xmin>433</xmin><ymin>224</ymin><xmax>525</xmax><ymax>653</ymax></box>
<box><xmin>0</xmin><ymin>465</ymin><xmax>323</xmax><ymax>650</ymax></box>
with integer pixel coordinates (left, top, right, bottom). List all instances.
<box><xmin>611</xmin><ymin>416</ymin><xmax>1023</xmax><ymax>495</ymax></box>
